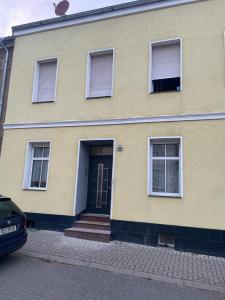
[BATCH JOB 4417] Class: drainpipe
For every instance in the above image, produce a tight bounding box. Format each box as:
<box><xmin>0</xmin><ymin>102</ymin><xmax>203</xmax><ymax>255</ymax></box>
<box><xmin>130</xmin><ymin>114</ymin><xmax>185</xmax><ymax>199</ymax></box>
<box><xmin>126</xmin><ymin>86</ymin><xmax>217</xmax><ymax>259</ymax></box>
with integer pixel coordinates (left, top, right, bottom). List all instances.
<box><xmin>0</xmin><ymin>38</ymin><xmax>9</xmax><ymax>119</ymax></box>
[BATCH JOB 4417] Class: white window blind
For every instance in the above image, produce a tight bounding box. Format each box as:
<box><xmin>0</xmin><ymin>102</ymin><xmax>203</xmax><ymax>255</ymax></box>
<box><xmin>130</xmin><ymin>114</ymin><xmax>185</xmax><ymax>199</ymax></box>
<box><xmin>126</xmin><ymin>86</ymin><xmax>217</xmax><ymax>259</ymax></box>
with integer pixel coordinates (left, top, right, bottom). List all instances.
<box><xmin>89</xmin><ymin>52</ymin><xmax>113</xmax><ymax>97</ymax></box>
<box><xmin>152</xmin><ymin>42</ymin><xmax>180</xmax><ymax>80</ymax></box>
<box><xmin>36</xmin><ymin>60</ymin><xmax>57</xmax><ymax>101</ymax></box>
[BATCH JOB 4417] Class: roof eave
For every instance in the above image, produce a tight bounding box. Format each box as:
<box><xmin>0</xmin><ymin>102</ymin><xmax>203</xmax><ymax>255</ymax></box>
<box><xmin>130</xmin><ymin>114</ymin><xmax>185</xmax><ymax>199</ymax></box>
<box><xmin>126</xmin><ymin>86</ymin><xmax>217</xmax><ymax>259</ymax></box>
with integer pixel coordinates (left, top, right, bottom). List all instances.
<box><xmin>12</xmin><ymin>0</ymin><xmax>206</xmax><ymax>37</ymax></box>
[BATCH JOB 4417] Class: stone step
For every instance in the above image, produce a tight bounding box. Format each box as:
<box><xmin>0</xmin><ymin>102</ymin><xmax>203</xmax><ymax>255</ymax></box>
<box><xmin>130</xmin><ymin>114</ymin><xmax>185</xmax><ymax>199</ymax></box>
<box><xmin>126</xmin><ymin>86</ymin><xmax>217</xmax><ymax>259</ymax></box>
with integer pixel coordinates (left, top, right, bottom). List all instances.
<box><xmin>75</xmin><ymin>220</ymin><xmax>110</xmax><ymax>231</ymax></box>
<box><xmin>80</xmin><ymin>213</ymin><xmax>110</xmax><ymax>223</ymax></box>
<box><xmin>64</xmin><ymin>227</ymin><xmax>111</xmax><ymax>243</ymax></box>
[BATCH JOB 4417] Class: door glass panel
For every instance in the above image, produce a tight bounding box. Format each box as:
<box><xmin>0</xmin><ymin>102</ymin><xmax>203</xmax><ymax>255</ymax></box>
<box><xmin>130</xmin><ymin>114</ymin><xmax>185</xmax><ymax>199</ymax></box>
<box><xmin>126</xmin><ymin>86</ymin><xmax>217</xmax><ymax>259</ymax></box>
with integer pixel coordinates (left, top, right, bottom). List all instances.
<box><xmin>90</xmin><ymin>146</ymin><xmax>113</xmax><ymax>156</ymax></box>
<box><xmin>102</xmin><ymin>168</ymin><xmax>109</xmax><ymax>206</ymax></box>
<box><xmin>96</xmin><ymin>164</ymin><xmax>104</xmax><ymax>208</ymax></box>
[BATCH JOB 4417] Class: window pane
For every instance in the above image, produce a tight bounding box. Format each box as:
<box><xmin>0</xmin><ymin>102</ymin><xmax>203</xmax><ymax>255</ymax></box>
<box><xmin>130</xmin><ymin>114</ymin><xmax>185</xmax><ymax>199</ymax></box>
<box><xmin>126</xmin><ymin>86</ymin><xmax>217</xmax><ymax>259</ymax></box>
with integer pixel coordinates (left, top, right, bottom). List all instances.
<box><xmin>43</xmin><ymin>147</ymin><xmax>50</xmax><ymax>158</ymax></box>
<box><xmin>30</xmin><ymin>160</ymin><xmax>42</xmax><ymax>187</ymax></box>
<box><xmin>33</xmin><ymin>147</ymin><xmax>43</xmax><ymax>158</ymax></box>
<box><xmin>152</xmin><ymin>77</ymin><xmax>180</xmax><ymax>93</ymax></box>
<box><xmin>153</xmin><ymin>144</ymin><xmax>165</xmax><ymax>157</ymax></box>
<box><xmin>152</xmin><ymin>160</ymin><xmax>165</xmax><ymax>193</ymax></box>
<box><xmin>40</xmin><ymin>160</ymin><xmax>48</xmax><ymax>188</ymax></box>
<box><xmin>166</xmin><ymin>144</ymin><xmax>179</xmax><ymax>157</ymax></box>
<box><xmin>166</xmin><ymin>160</ymin><xmax>179</xmax><ymax>193</ymax></box>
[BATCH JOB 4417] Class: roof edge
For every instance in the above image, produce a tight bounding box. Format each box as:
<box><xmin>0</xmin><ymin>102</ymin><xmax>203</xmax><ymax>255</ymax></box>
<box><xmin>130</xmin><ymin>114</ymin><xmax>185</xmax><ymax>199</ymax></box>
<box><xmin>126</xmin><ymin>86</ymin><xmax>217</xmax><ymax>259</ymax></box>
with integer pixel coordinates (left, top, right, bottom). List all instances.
<box><xmin>0</xmin><ymin>36</ymin><xmax>15</xmax><ymax>48</ymax></box>
<box><xmin>12</xmin><ymin>0</ymin><xmax>206</xmax><ymax>37</ymax></box>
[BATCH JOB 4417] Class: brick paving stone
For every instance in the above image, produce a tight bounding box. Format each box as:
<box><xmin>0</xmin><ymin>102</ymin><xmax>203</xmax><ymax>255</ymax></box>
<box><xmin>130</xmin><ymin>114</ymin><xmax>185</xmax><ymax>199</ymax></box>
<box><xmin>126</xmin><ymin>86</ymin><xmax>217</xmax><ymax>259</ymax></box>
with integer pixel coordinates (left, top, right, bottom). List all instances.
<box><xmin>0</xmin><ymin>255</ymin><xmax>225</xmax><ymax>300</ymax></box>
<box><xmin>17</xmin><ymin>230</ymin><xmax>225</xmax><ymax>291</ymax></box>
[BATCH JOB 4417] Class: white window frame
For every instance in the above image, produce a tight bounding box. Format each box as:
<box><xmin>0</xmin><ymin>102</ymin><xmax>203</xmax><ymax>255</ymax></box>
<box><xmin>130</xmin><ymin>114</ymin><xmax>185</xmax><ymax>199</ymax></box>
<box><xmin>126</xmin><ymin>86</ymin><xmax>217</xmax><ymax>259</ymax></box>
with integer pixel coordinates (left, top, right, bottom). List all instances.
<box><xmin>23</xmin><ymin>140</ymin><xmax>51</xmax><ymax>191</ymax></box>
<box><xmin>32</xmin><ymin>57</ymin><xmax>59</xmax><ymax>103</ymax></box>
<box><xmin>149</xmin><ymin>38</ymin><xmax>182</xmax><ymax>93</ymax></box>
<box><xmin>85</xmin><ymin>48</ymin><xmax>115</xmax><ymax>99</ymax></box>
<box><xmin>148</xmin><ymin>136</ymin><xmax>183</xmax><ymax>197</ymax></box>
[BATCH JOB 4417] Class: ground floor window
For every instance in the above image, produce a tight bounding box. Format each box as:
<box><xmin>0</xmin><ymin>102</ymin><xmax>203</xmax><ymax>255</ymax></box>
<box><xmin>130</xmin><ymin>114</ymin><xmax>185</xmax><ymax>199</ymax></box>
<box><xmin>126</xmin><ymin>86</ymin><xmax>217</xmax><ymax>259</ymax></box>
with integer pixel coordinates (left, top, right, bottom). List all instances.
<box><xmin>149</xmin><ymin>137</ymin><xmax>182</xmax><ymax>197</ymax></box>
<box><xmin>23</xmin><ymin>141</ymin><xmax>51</xmax><ymax>190</ymax></box>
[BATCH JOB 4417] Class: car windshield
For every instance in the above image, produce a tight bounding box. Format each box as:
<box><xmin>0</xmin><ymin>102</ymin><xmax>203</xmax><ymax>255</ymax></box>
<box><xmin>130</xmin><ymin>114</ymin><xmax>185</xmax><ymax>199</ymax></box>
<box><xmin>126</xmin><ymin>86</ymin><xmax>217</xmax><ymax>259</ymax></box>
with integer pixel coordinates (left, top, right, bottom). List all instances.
<box><xmin>0</xmin><ymin>199</ymin><xmax>22</xmax><ymax>219</ymax></box>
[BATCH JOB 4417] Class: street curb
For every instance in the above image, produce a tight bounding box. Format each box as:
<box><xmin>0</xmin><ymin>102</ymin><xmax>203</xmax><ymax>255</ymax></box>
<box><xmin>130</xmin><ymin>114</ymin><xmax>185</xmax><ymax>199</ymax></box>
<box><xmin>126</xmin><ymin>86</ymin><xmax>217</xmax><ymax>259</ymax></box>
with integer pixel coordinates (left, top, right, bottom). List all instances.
<box><xmin>17</xmin><ymin>249</ymin><xmax>225</xmax><ymax>294</ymax></box>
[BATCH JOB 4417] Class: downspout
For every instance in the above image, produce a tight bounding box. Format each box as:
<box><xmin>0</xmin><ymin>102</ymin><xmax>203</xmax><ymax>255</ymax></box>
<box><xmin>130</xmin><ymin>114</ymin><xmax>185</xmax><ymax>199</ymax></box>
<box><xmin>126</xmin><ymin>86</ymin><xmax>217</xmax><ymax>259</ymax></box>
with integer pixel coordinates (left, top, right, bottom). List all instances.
<box><xmin>0</xmin><ymin>38</ymin><xmax>9</xmax><ymax>119</ymax></box>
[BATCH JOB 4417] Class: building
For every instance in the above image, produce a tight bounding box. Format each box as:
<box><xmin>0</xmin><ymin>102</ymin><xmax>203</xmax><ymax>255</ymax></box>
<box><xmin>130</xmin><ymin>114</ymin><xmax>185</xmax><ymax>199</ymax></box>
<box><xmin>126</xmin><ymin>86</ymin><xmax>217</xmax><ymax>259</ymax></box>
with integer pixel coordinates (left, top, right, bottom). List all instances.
<box><xmin>0</xmin><ymin>37</ymin><xmax>14</xmax><ymax>154</ymax></box>
<box><xmin>1</xmin><ymin>0</ymin><xmax>225</xmax><ymax>255</ymax></box>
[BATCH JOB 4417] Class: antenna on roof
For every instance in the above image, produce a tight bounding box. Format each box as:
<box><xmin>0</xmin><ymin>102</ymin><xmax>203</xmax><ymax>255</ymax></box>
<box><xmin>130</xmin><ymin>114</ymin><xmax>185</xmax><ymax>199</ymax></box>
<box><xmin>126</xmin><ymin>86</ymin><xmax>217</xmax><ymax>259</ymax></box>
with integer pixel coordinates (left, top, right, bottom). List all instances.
<box><xmin>53</xmin><ymin>0</ymin><xmax>70</xmax><ymax>17</ymax></box>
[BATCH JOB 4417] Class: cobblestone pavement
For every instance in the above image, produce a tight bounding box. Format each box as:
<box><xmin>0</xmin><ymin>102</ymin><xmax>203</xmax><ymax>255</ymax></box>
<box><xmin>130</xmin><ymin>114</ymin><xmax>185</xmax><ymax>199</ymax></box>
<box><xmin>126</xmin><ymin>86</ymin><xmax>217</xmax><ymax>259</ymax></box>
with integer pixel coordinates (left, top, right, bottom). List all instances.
<box><xmin>17</xmin><ymin>230</ymin><xmax>225</xmax><ymax>293</ymax></box>
<box><xmin>0</xmin><ymin>255</ymin><xmax>224</xmax><ymax>300</ymax></box>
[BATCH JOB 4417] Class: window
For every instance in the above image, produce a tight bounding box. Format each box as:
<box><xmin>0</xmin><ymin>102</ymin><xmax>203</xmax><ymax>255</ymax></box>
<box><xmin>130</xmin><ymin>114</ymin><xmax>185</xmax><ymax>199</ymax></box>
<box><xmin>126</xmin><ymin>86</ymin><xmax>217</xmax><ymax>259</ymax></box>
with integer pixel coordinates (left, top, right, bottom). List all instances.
<box><xmin>150</xmin><ymin>39</ymin><xmax>181</xmax><ymax>93</ymax></box>
<box><xmin>23</xmin><ymin>142</ymin><xmax>51</xmax><ymax>190</ymax></box>
<box><xmin>149</xmin><ymin>137</ymin><xmax>182</xmax><ymax>197</ymax></box>
<box><xmin>32</xmin><ymin>58</ymin><xmax>57</xmax><ymax>102</ymax></box>
<box><xmin>86</xmin><ymin>49</ymin><xmax>114</xmax><ymax>98</ymax></box>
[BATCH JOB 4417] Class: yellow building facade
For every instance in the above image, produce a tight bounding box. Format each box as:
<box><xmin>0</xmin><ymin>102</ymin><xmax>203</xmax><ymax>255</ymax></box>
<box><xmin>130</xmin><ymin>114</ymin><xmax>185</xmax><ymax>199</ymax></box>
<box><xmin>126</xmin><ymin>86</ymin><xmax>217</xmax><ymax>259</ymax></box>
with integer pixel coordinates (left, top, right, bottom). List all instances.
<box><xmin>1</xmin><ymin>0</ymin><xmax>225</xmax><ymax>255</ymax></box>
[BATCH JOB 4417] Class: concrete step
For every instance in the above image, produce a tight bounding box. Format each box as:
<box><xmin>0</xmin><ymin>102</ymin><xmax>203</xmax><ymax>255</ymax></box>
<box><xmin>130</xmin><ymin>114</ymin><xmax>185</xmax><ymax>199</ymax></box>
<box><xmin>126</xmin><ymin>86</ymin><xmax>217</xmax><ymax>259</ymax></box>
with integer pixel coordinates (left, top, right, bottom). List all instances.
<box><xmin>64</xmin><ymin>227</ymin><xmax>111</xmax><ymax>243</ymax></box>
<box><xmin>80</xmin><ymin>213</ymin><xmax>110</xmax><ymax>223</ymax></box>
<box><xmin>75</xmin><ymin>220</ymin><xmax>110</xmax><ymax>231</ymax></box>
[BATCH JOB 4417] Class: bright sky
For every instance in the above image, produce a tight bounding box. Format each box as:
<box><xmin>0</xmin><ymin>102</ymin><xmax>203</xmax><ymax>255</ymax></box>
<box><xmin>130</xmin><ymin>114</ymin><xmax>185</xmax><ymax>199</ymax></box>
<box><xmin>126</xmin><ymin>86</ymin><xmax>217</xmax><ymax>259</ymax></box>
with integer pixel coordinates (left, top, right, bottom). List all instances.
<box><xmin>0</xmin><ymin>0</ymin><xmax>135</xmax><ymax>37</ymax></box>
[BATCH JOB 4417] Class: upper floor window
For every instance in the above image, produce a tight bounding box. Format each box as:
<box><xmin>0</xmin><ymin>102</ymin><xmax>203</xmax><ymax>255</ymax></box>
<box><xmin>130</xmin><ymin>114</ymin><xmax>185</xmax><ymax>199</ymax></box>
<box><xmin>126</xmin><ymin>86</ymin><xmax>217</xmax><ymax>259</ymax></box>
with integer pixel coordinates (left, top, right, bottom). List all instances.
<box><xmin>148</xmin><ymin>137</ymin><xmax>182</xmax><ymax>197</ymax></box>
<box><xmin>150</xmin><ymin>39</ymin><xmax>181</xmax><ymax>93</ymax></box>
<box><xmin>32</xmin><ymin>58</ymin><xmax>58</xmax><ymax>103</ymax></box>
<box><xmin>86</xmin><ymin>49</ymin><xmax>114</xmax><ymax>99</ymax></box>
<box><xmin>23</xmin><ymin>141</ymin><xmax>51</xmax><ymax>190</ymax></box>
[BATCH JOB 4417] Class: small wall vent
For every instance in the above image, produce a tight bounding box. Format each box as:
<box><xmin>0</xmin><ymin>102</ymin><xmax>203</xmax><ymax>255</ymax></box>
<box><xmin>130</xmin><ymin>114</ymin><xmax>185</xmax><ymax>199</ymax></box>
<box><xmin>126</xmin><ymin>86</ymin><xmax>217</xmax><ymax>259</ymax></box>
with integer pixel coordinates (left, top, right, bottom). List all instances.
<box><xmin>158</xmin><ymin>233</ymin><xmax>175</xmax><ymax>248</ymax></box>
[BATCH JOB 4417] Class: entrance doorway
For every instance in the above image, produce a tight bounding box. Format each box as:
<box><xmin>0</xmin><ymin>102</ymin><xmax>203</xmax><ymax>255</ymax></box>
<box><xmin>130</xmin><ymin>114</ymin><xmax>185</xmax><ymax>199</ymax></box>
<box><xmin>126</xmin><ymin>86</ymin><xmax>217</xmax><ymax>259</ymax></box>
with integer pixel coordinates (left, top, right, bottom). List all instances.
<box><xmin>74</xmin><ymin>140</ymin><xmax>114</xmax><ymax>217</ymax></box>
<box><xmin>86</xmin><ymin>146</ymin><xmax>113</xmax><ymax>215</ymax></box>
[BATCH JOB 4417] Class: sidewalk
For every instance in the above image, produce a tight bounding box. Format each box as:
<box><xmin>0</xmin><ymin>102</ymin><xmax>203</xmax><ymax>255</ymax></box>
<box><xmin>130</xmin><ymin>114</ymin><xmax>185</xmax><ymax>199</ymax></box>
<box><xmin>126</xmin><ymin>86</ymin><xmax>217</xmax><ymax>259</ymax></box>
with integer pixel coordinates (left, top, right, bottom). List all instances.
<box><xmin>18</xmin><ymin>230</ymin><xmax>225</xmax><ymax>294</ymax></box>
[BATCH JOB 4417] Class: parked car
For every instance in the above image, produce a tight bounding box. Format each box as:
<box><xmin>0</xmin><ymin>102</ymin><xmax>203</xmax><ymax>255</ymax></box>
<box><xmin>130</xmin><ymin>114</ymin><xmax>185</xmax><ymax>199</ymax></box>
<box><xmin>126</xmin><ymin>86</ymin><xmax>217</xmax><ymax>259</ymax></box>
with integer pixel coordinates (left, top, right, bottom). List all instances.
<box><xmin>0</xmin><ymin>195</ymin><xmax>27</xmax><ymax>255</ymax></box>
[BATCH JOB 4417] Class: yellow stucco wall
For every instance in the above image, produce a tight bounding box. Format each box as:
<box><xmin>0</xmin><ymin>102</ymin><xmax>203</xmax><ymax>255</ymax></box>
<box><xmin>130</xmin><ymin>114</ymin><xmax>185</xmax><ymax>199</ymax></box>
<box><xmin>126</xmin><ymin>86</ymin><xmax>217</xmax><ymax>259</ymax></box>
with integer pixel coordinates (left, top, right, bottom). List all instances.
<box><xmin>1</xmin><ymin>120</ymin><xmax>225</xmax><ymax>230</ymax></box>
<box><xmin>1</xmin><ymin>0</ymin><xmax>225</xmax><ymax>231</ymax></box>
<box><xmin>5</xmin><ymin>0</ymin><xmax>225</xmax><ymax>124</ymax></box>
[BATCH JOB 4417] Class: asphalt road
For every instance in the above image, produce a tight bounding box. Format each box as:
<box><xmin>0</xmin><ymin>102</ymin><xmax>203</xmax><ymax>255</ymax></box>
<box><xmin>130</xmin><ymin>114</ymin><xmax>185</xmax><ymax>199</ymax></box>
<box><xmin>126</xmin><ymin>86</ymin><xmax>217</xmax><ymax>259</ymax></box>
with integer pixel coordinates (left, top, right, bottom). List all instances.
<box><xmin>0</xmin><ymin>254</ymin><xmax>224</xmax><ymax>300</ymax></box>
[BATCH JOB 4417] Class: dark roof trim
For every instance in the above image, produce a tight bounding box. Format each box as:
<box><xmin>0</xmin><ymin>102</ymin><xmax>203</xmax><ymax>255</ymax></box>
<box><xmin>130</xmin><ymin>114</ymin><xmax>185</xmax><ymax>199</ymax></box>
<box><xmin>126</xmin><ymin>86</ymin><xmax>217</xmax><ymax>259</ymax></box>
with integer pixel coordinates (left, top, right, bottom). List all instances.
<box><xmin>13</xmin><ymin>0</ymin><xmax>160</xmax><ymax>31</ymax></box>
<box><xmin>12</xmin><ymin>0</ymin><xmax>206</xmax><ymax>37</ymax></box>
<box><xmin>0</xmin><ymin>36</ymin><xmax>15</xmax><ymax>48</ymax></box>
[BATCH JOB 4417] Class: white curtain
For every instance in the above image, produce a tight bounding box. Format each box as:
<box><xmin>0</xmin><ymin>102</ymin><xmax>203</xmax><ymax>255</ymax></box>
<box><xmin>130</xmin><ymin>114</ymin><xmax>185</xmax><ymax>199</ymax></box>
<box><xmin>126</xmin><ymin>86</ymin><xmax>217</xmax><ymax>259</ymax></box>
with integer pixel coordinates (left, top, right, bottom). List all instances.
<box><xmin>89</xmin><ymin>53</ymin><xmax>113</xmax><ymax>97</ymax></box>
<box><xmin>152</xmin><ymin>42</ymin><xmax>180</xmax><ymax>80</ymax></box>
<box><xmin>37</xmin><ymin>61</ymin><xmax>57</xmax><ymax>101</ymax></box>
<box><xmin>31</xmin><ymin>161</ymin><xmax>42</xmax><ymax>187</ymax></box>
<box><xmin>40</xmin><ymin>161</ymin><xmax>48</xmax><ymax>188</ymax></box>
<box><xmin>152</xmin><ymin>142</ymin><xmax>180</xmax><ymax>193</ymax></box>
<box><xmin>33</xmin><ymin>147</ymin><xmax>43</xmax><ymax>158</ymax></box>
<box><xmin>31</xmin><ymin>146</ymin><xmax>49</xmax><ymax>188</ymax></box>
<box><xmin>166</xmin><ymin>160</ymin><xmax>179</xmax><ymax>193</ymax></box>
<box><xmin>153</xmin><ymin>160</ymin><xmax>165</xmax><ymax>193</ymax></box>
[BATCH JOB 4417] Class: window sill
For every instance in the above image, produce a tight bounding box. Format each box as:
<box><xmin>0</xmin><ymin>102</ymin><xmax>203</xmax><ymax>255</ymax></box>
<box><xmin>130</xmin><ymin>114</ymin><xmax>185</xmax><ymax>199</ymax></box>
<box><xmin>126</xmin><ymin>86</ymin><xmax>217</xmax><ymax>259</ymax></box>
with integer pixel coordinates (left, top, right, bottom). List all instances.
<box><xmin>32</xmin><ymin>100</ymin><xmax>55</xmax><ymax>104</ymax></box>
<box><xmin>149</xmin><ymin>192</ymin><xmax>182</xmax><ymax>198</ymax></box>
<box><xmin>150</xmin><ymin>90</ymin><xmax>181</xmax><ymax>95</ymax></box>
<box><xmin>86</xmin><ymin>95</ymin><xmax>112</xmax><ymax>100</ymax></box>
<box><xmin>22</xmin><ymin>187</ymin><xmax>47</xmax><ymax>191</ymax></box>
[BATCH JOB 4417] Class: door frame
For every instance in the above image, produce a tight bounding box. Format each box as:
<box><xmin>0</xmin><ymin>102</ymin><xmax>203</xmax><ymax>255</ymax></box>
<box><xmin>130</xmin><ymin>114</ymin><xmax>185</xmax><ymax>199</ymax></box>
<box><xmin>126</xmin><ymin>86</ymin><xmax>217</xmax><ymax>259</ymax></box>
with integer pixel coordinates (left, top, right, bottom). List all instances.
<box><xmin>73</xmin><ymin>138</ymin><xmax>116</xmax><ymax>219</ymax></box>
